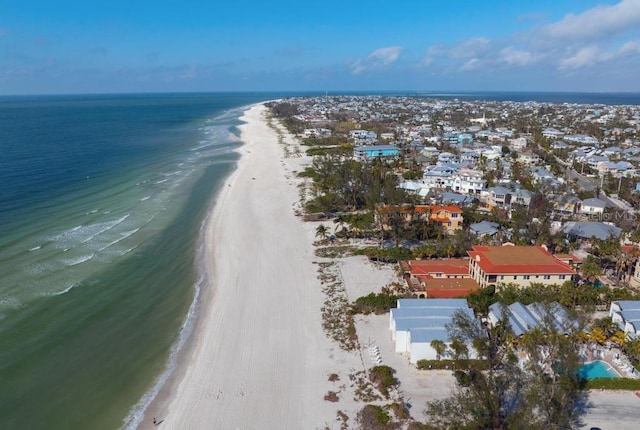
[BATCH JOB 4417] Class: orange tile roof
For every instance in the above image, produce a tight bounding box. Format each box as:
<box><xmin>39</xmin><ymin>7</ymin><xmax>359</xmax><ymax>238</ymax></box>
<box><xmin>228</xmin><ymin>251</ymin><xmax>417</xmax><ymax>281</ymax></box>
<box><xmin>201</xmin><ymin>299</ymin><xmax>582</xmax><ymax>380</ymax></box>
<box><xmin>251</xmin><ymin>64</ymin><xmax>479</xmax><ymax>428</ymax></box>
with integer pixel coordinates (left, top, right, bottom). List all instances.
<box><xmin>420</xmin><ymin>277</ymin><xmax>481</xmax><ymax>298</ymax></box>
<box><xmin>553</xmin><ymin>253</ymin><xmax>582</xmax><ymax>264</ymax></box>
<box><xmin>468</xmin><ymin>245</ymin><xmax>575</xmax><ymax>275</ymax></box>
<box><xmin>622</xmin><ymin>246</ymin><xmax>640</xmax><ymax>256</ymax></box>
<box><xmin>406</xmin><ymin>259</ymin><xmax>470</xmax><ymax>276</ymax></box>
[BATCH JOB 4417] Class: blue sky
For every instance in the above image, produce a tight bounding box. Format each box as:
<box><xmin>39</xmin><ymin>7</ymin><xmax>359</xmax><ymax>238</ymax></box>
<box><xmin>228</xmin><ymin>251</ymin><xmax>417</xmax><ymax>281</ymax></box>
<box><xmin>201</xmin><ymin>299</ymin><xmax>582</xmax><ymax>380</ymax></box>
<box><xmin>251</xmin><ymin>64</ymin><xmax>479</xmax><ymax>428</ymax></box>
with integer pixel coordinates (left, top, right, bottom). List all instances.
<box><xmin>1</xmin><ymin>0</ymin><xmax>640</xmax><ymax>94</ymax></box>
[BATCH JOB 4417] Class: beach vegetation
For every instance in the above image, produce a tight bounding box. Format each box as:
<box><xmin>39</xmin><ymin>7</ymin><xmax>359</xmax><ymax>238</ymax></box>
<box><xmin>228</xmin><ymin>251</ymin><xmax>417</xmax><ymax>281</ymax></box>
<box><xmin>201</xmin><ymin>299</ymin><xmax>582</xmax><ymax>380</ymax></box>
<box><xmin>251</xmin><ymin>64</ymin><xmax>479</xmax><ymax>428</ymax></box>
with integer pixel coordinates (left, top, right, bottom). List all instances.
<box><xmin>415</xmin><ymin>359</ymin><xmax>490</xmax><ymax>371</ymax></box>
<box><xmin>315</xmin><ymin>224</ymin><xmax>330</xmax><ymax>241</ymax></box>
<box><xmin>352</xmin><ymin>292</ymin><xmax>400</xmax><ymax>315</ymax></box>
<box><xmin>324</xmin><ymin>391</ymin><xmax>339</xmax><ymax>402</ymax></box>
<box><xmin>336</xmin><ymin>410</ymin><xmax>349</xmax><ymax>430</ymax></box>
<box><xmin>388</xmin><ymin>401</ymin><xmax>410</xmax><ymax>420</ymax></box>
<box><xmin>306</xmin><ymin>145</ymin><xmax>353</xmax><ymax>157</ymax></box>
<box><xmin>356</xmin><ymin>405</ymin><xmax>396</xmax><ymax>429</ymax></box>
<box><xmin>314</xmin><ymin>245</ymin><xmax>351</xmax><ymax>259</ymax></box>
<box><xmin>353</xmin><ymin>246</ymin><xmax>413</xmax><ymax>263</ymax></box>
<box><xmin>369</xmin><ymin>365</ymin><xmax>397</xmax><ymax>399</ymax></box>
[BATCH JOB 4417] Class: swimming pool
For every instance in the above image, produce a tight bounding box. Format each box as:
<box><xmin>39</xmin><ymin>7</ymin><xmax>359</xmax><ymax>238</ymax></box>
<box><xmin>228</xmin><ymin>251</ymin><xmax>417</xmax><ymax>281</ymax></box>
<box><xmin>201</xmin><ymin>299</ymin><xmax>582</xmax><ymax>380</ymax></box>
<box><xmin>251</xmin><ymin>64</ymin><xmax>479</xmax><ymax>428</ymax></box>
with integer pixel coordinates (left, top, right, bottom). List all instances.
<box><xmin>579</xmin><ymin>361</ymin><xmax>620</xmax><ymax>379</ymax></box>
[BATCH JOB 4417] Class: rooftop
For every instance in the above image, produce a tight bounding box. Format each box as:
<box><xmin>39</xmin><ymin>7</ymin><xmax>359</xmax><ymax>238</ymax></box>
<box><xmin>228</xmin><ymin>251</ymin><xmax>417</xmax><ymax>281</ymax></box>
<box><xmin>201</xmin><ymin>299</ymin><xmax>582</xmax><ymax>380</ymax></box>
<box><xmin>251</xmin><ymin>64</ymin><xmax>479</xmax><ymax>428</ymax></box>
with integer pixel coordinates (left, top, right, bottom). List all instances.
<box><xmin>402</xmin><ymin>258</ymin><xmax>469</xmax><ymax>276</ymax></box>
<box><xmin>468</xmin><ymin>245</ymin><xmax>575</xmax><ymax>275</ymax></box>
<box><xmin>420</xmin><ymin>277</ymin><xmax>481</xmax><ymax>298</ymax></box>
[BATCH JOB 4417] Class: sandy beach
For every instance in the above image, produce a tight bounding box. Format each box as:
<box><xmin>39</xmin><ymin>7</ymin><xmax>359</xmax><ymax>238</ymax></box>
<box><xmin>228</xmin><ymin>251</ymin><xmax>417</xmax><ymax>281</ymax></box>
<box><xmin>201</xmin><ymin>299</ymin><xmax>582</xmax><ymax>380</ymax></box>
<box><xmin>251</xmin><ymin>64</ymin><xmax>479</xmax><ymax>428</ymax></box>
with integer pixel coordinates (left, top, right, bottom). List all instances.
<box><xmin>141</xmin><ymin>104</ymin><xmax>341</xmax><ymax>429</ymax></box>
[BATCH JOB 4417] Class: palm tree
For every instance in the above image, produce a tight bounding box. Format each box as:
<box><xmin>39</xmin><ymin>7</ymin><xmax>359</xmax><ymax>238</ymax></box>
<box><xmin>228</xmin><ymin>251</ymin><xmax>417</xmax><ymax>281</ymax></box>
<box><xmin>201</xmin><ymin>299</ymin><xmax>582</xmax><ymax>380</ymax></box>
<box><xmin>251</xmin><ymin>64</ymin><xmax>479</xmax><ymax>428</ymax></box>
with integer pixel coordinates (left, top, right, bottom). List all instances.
<box><xmin>580</xmin><ymin>255</ymin><xmax>601</xmax><ymax>284</ymax></box>
<box><xmin>315</xmin><ymin>224</ymin><xmax>329</xmax><ymax>241</ymax></box>
<box><xmin>430</xmin><ymin>339</ymin><xmax>447</xmax><ymax>361</ymax></box>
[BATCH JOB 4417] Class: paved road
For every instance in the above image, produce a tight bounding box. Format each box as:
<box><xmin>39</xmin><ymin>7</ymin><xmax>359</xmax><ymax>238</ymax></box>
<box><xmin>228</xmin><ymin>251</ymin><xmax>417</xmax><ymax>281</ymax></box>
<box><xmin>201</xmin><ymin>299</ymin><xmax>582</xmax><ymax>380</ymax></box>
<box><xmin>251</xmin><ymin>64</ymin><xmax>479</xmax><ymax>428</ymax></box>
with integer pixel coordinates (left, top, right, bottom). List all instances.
<box><xmin>580</xmin><ymin>390</ymin><xmax>640</xmax><ymax>430</ymax></box>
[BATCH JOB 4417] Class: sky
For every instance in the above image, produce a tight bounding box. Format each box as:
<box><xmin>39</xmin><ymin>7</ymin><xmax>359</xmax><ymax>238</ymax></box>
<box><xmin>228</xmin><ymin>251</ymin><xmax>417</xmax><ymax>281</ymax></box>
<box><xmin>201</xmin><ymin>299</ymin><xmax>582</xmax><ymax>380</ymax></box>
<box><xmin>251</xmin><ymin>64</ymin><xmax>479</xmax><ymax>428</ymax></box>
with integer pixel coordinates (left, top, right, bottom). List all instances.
<box><xmin>1</xmin><ymin>0</ymin><xmax>640</xmax><ymax>94</ymax></box>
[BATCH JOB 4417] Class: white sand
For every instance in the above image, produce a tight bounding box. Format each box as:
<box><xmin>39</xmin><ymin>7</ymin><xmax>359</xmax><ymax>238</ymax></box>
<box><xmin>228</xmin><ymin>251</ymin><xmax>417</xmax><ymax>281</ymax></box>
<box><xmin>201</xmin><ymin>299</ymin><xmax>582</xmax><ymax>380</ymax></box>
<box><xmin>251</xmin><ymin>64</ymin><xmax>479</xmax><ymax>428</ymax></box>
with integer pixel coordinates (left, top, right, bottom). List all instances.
<box><xmin>143</xmin><ymin>104</ymin><xmax>340</xmax><ymax>429</ymax></box>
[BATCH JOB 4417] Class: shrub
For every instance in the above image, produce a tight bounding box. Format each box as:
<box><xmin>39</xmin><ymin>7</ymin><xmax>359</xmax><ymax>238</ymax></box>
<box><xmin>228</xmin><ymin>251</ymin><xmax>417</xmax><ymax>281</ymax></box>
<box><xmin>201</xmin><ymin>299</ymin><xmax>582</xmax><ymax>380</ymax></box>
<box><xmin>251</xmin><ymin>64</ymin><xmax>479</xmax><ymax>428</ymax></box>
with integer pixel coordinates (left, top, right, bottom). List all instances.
<box><xmin>356</xmin><ymin>405</ymin><xmax>396</xmax><ymax>429</ymax></box>
<box><xmin>324</xmin><ymin>391</ymin><xmax>339</xmax><ymax>402</ymax></box>
<box><xmin>586</xmin><ymin>378</ymin><xmax>640</xmax><ymax>390</ymax></box>
<box><xmin>352</xmin><ymin>292</ymin><xmax>400</xmax><ymax>315</ymax></box>
<box><xmin>370</xmin><ymin>365</ymin><xmax>397</xmax><ymax>398</ymax></box>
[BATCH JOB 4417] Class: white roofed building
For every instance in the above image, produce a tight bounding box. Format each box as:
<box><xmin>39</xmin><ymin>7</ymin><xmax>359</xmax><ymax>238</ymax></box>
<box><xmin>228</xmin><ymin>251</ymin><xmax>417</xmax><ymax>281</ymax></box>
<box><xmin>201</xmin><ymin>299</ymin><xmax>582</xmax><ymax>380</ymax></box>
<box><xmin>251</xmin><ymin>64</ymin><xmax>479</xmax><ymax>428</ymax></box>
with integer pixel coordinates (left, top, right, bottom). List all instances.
<box><xmin>389</xmin><ymin>299</ymin><xmax>480</xmax><ymax>363</ymax></box>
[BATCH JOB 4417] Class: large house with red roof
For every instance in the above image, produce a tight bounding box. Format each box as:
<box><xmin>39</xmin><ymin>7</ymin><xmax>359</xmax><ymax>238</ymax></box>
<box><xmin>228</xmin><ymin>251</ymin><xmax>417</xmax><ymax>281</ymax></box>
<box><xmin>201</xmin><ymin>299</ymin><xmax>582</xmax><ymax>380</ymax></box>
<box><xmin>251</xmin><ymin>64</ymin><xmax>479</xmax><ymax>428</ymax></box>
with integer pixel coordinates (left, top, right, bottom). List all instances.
<box><xmin>400</xmin><ymin>259</ymin><xmax>480</xmax><ymax>298</ymax></box>
<box><xmin>378</xmin><ymin>204</ymin><xmax>463</xmax><ymax>234</ymax></box>
<box><xmin>467</xmin><ymin>245</ymin><xmax>576</xmax><ymax>288</ymax></box>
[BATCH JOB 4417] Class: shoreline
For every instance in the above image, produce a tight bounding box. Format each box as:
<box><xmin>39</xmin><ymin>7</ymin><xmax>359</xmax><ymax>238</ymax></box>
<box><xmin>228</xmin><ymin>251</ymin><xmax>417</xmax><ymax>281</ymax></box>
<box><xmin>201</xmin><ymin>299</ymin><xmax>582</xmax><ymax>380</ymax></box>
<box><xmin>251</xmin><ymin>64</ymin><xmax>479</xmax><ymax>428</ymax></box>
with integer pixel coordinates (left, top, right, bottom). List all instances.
<box><xmin>133</xmin><ymin>102</ymin><xmax>259</xmax><ymax>429</ymax></box>
<box><xmin>139</xmin><ymin>102</ymin><xmax>336</xmax><ymax>429</ymax></box>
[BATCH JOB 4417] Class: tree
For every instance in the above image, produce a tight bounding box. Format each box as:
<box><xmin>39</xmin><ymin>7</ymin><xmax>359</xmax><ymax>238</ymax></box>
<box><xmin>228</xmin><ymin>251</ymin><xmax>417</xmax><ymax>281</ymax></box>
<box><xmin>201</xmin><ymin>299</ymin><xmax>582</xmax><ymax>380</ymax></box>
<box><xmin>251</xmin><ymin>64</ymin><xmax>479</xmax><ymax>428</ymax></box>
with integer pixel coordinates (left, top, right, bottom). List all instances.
<box><xmin>580</xmin><ymin>255</ymin><xmax>601</xmax><ymax>284</ymax></box>
<box><xmin>424</xmin><ymin>306</ymin><xmax>586</xmax><ymax>430</ymax></box>
<box><xmin>430</xmin><ymin>339</ymin><xmax>447</xmax><ymax>361</ymax></box>
<box><xmin>315</xmin><ymin>224</ymin><xmax>329</xmax><ymax>241</ymax></box>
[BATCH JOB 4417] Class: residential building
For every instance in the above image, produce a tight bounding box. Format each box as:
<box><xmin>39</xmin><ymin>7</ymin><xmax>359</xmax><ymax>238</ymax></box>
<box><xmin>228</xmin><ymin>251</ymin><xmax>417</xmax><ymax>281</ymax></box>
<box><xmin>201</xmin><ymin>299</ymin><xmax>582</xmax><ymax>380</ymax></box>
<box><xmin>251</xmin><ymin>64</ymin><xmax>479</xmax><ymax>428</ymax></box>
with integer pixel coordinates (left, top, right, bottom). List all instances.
<box><xmin>509</xmin><ymin>137</ymin><xmax>527</xmax><ymax>151</ymax></box>
<box><xmin>562</xmin><ymin>221</ymin><xmax>622</xmax><ymax>241</ymax></box>
<box><xmin>488</xmin><ymin>301</ymin><xmax>575</xmax><ymax>336</ymax></box>
<box><xmin>485</xmin><ymin>186</ymin><xmax>512</xmax><ymax>209</ymax></box>
<box><xmin>450</xmin><ymin>168</ymin><xmax>485</xmax><ymax>195</ymax></box>
<box><xmin>517</xmin><ymin>152</ymin><xmax>540</xmax><ymax>165</ymax></box>
<box><xmin>553</xmin><ymin>195</ymin><xmax>581</xmax><ymax>218</ymax></box>
<box><xmin>467</xmin><ymin>245</ymin><xmax>575</xmax><ymax>288</ymax></box>
<box><xmin>423</xmin><ymin>165</ymin><xmax>458</xmax><ymax>188</ymax></box>
<box><xmin>377</xmin><ymin>205</ymin><xmax>464</xmax><ymax>234</ymax></box>
<box><xmin>401</xmin><ymin>259</ymin><xmax>470</xmax><ymax>279</ymax></box>
<box><xmin>469</xmin><ymin>221</ymin><xmax>500</xmax><ymax>239</ymax></box>
<box><xmin>419</xmin><ymin>278</ymin><xmax>481</xmax><ymax>298</ymax></box>
<box><xmin>389</xmin><ymin>299</ymin><xmax>478</xmax><ymax>363</ymax></box>
<box><xmin>579</xmin><ymin>198</ymin><xmax>607</xmax><ymax>216</ymax></box>
<box><xmin>610</xmin><ymin>301</ymin><xmax>640</xmax><ymax>338</ymax></box>
<box><xmin>353</xmin><ymin>145</ymin><xmax>399</xmax><ymax>162</ymax></box>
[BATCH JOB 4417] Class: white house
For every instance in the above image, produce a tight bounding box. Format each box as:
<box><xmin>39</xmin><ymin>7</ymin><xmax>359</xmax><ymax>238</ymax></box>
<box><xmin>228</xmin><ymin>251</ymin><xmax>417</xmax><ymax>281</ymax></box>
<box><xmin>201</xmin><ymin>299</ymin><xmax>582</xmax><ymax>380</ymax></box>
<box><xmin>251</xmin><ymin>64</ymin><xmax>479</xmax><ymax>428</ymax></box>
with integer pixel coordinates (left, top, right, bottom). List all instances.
<box><xmin>610</xmin><ymin>301</ymin><xmax>640</xmax><ymax>338</ymax></box>
<box><xmin>509</xmin><ymin>137</ymin><xmax>527</xmax><ymax>151</ymax></box>
<box><xmin>450</xmin><ymin>168</ymin><xmax>485</xmax><ymax>195</ymax></box>
<box><xmin>389</xmin><ymin>299</ymin><xmax>478</xmax><ymax>364</ymax></box>
<box><xmin>579</xmin><ymin>198</ymin><xmax>607</xmax><ymax>215</ymax></box>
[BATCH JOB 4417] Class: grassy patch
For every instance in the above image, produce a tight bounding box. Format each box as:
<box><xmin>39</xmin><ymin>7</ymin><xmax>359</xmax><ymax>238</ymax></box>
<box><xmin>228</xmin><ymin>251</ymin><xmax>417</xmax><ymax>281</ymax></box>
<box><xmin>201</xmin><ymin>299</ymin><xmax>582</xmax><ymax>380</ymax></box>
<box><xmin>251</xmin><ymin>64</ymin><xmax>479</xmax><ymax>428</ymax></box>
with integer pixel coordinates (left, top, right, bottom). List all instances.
<box><xmin>586</xmin><ymin>378</ymin><xmax>640</xmax><ymax>390</ymax></box>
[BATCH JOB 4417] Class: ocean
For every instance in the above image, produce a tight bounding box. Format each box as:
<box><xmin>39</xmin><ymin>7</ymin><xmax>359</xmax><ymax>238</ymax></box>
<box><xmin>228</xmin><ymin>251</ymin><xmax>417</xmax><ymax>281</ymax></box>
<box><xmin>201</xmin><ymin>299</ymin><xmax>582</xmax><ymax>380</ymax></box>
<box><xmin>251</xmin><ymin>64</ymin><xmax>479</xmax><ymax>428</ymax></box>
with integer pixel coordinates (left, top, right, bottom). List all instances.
<box><xmin>0</xmin><ymin>93</ymin><xmax>277</xmax><ymax>429</ymax></box>
<box><xmin>0</xmin><ymin>90</ymin><xmax>637</xmax><ymax>430</ymax></box>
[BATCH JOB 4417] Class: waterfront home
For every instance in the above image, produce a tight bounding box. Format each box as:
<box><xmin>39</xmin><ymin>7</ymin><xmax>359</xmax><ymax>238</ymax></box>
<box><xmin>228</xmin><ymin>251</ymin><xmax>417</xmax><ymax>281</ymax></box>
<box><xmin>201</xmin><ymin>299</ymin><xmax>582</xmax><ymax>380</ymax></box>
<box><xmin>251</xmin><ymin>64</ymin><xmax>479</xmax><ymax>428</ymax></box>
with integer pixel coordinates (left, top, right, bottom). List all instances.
<box><xmin>390</xmin><ymin>299</ymin><xmax>477</xmax><ymax>363</ymax></box>
<box><xmin>467</xmin><ymin>244</ymin><xmax>575</xmax><ymax>288</ymax></box>
<box><xmin>377</xmin><ymin>205</ymin><xmax>464</xmax><ymax>234</ymax></box>
<box><xmin>488</xmin><ymin>301</ymin><xmax>574</xmax><ymax>336</ymax></box>
<box><xmin>353</xmin><ymin>145</ymin><xmax>399</xmax><ymax>162</ymax></box>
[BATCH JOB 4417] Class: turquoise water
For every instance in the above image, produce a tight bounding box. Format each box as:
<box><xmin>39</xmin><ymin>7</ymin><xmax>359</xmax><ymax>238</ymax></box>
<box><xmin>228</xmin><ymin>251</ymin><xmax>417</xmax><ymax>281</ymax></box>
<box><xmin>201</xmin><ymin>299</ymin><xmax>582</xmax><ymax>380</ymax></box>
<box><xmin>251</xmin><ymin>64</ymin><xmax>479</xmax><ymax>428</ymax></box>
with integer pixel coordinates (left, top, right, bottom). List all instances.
<box><xmin>579</xmin><ymin>361</ymin><xmax>620</xmax><ymax>379</ymax></box>
<box><xmin>0</xmin><ymin>93</ymin><xmax>278</xmax><ymax>429</ymax></box>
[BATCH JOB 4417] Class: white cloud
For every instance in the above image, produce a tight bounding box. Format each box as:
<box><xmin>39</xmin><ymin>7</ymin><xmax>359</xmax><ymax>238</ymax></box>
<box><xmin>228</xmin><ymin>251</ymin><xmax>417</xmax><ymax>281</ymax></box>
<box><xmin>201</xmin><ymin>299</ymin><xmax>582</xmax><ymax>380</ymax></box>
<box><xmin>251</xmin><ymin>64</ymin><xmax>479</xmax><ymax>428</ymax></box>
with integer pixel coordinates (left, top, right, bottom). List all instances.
<box><xmin>558</xmin><ymin>46</ymin><xmax>608</xmax><ymax>69</ymax></box>
<box><xmin>460</xmin><ymin>58</ymin><xmax>480</xmax><ymax>71</ymax></box>
<box><xmin>619</xmin><ymin>40</ymin><xmax>640</xmax><ymax>54</ymax></box>
<box><xmin>545</xmin><ymin>0</ymin><xmax>640</xmax><ymax>42</ymax></box>
<box><xmin>351</xmin><ymin>46</ymin><xmax>403</xmax><ymax>74</ymax></box>
<box><xmin>419</xmin><ymin>1</ymin><xmax>640</xmax><ymax>76</ymax></box>
<box><xmin>450</xmin><ymin>37</ymin><xmax>490</xmax><ymax>59</ymax></box>
<box><xmin>500</xmin><ymin>47</ymin><xmax>536</xmax><ymax>66</ymax></box>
